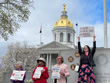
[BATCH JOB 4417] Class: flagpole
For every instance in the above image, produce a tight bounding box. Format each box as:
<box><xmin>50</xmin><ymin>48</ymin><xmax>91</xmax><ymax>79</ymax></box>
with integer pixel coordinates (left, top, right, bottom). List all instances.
<box><xmin>76</xmin><ymin>23</ymin><xmax>78</xmax><ymax>46</ymax></box>
<box><xmin>40</xmin><ymin>24</ymin><xmax>42</xmax><ymax>45</ymax></box>
<box><xmin>103</xmin><ymin>0</ymin><xmax>108</xmax><ymax>48</ymax></box>
<box><xmin>40</xmin><ymin>32</ymin><xmax>42</xmax><ymax>44</ymax></box>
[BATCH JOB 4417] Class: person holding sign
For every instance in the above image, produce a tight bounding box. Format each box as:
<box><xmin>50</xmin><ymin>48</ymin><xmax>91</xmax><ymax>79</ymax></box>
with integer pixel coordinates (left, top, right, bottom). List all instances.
<box><xmin>10</xmin><ymin>61</ymin><xmax>26</xmax><ymax>83</ymax></box>
<box><xmin>77</xmin><ymin>36</ymin><xmax>96</xmax><ymax>83</ymax></box>
<box><xmin>32</xmin><ymin>57</ymin><xmax>49</xmax><ymax>83</ymax></box>
<box><xmin>52</xmin><ymin>56</ymin><xmax>70</xmax><ymax>83</ymax></box>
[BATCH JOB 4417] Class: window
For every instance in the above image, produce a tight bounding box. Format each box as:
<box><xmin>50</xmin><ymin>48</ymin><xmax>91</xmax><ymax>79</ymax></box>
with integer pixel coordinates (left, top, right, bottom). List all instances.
<box><xmin>67</xmin><ymin>33</ymin><xmax>71</xmax><ymax>42</ymax></box>
<box><xmin>55</xmin><ymin>34</ymin><xmax>56</xmax><ymax>41</ymax></box>
<box><xmin>61</xmin><ymin>21</ymin><xmax>63</xmax><ymax>23</ymax></box>
<box><xmin>60</xmin><ymin>33</ymin><xmax>63</xmax><ymax>42</ymax></box>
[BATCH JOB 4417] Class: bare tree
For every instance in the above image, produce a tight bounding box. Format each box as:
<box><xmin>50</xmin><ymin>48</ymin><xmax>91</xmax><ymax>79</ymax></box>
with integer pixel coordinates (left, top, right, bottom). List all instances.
<box><xmin>1</xmin><ymin>42</ymin><xmax>40</xmax><ymax>72</ymax></box>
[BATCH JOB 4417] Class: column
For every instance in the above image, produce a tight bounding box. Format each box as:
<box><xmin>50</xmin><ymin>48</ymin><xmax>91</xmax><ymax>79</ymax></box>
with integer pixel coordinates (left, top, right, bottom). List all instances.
<box><xmin>64</xmin><ymin>31</ymin><xmax>67</xmax><ymax>44</ymax></box>
<box><xmin>70</xmin><ymin>33</ymin><xmax>73</xmax><ymax>43</ymax></box>
<box><xmin>73</xmin><ymin>32</ymin><xmax>75</xmax><ymax>44</ymax></box>
<box><xmin>56</xmin><ymin>32</ymin><xmax>58</xmax><ymax>42</ymax></box>
<box><xmin>52</xmin><ymin>30</ymin><xmax>55</xmax><ymax>41</ymax></box>
<box><xmin>49</xmin><ymin>54</ymin><xmax>51</xmax><ymax>70</ymax></box>
<box><xmin>46</xmin><ymin>54</ymin><xmax>48</xmax><ymax>67</ymax></box>
<box><xmin>58</xmin><ymin>32</ymin><xmax>60</xmax><ymax>42</ymax></box>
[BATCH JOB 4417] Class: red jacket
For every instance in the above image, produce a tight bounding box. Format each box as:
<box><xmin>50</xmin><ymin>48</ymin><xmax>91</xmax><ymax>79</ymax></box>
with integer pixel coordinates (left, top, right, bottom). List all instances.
<box><xmin>32</xmin><ymin>65</ymin><xmax>49</xmax><ymax>83</ymax></box>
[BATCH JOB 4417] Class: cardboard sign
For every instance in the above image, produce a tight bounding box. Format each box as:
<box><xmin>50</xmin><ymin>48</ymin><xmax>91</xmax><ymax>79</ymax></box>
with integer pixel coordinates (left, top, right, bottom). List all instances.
<box><xmin>10</xmin><ymin>70</ymin><xmax>26</xmax><ymax>81</ymax></box>
<box><xmin>33</xmin><ymin>67</ymin><xmax>43</xmax><ymax>78</ymax></box>
<box><xmin>51</xmin><ymin>66</ymin><xmax>60</xmax><ymax>79</ymax></box>
<box><xmin>79</xmin><ymin>27</ymin><xmax>95</xmax><ymax>37</ymax></box>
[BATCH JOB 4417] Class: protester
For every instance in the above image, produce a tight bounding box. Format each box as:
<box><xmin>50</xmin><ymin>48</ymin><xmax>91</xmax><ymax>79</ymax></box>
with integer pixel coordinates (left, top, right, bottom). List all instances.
<box><xmin>11</xmin><ymin>61</ymin><xmax>26</xmax><ymax>83</ymax></box>
<box><xmin>77</xmin><ymin>36</ymin><xmax>96</xmax><ymax>83</ymax></box>
<box><xmin>53</xmin><ymin>56</ymin><xmax>70</xmax><ymax>83</ymax></box>
<box><xmin>32</xmin><ymin>57</ymin><xmax>49</xmax><ymax>83</ymax></box>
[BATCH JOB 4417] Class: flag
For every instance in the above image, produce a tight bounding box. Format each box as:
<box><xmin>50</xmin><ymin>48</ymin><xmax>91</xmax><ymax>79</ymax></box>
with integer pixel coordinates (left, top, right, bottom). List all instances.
<box><xmin>39</xmin><ymin>26</ymin><xmax>42</xmax><ymax>33</ymax></box>
<box><xmin>76</xmin><ymin>23</ymin><xmax>78</xmax><ymax>26</ymax></box>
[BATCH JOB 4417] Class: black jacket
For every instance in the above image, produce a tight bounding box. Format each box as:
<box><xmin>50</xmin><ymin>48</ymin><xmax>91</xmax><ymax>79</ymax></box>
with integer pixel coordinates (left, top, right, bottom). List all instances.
<box><xmin>78</xmin><ymin>41</ymin><xmax>96</xmax><ymax>68</ymax></box>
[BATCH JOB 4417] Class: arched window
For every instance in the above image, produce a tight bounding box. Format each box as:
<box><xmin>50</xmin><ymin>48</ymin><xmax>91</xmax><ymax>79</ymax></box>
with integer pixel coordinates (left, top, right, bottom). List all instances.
<box><xmin>67</xmin><ymin>33</ymin><xmax>71</xmax><ymax>42</ymax></box>
<box><xmin>54</xmin><ymin>34</ymin><xmax>56</xmax><ymax>41</ymax></box>
<box><xmin>60</xmin><ymin>33</ymin><xmax>63</xmax><ymax>42</ymax></box>
<box><xmin>61</xmin><ymin>21</ymin><xmax>63</xmax><ymax>23</ymax></box>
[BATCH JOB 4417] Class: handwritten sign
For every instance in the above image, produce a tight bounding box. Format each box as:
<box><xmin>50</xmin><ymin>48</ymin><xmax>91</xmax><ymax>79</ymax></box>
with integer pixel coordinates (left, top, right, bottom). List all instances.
<box><xmin>51</xmin><ymin>66</ymin><xmax>60</xmax><ymax>79</ymax></box>
<box><xmin>79</xmin><ymin>27</ymin><xmax>95</xmax><ymax>37</ymax></box>
<box><xmin>10</xmin><ymin>70</ymin><xmax>26</xmax><ymax>81</ymax></box>
<box><xmin>33</xmin><ymin>67</ymin><xmax>43</xmax><ymax>78</ymax></box>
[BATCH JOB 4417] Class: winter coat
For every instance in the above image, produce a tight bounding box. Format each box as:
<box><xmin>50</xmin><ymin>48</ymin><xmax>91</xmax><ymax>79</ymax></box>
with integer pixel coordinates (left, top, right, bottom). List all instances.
<box><xmin>32</xmin><ymin>65</ymin><xmax>49</xmax><ymax>83</ymax></box>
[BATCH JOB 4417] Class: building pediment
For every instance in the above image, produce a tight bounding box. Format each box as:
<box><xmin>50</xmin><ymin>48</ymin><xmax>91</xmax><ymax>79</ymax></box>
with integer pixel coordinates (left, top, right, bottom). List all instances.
<box><xmin>37</xmin><ymin>41</ymin><xmax>73</xmax><ymax>51</ymax></box>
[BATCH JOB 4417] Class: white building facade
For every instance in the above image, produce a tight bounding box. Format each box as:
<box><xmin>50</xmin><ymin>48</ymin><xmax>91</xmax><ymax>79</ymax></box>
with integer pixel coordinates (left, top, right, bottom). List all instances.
<box><xmin>52</xmin><ymin>4</ymin><xmax>75</xmax><ymax>48</ymax></box>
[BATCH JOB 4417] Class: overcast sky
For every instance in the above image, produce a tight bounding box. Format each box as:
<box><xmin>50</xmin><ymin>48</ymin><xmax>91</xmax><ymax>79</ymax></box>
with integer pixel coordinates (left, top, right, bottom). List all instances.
<box><xmin>0</xmin><ymin>0</ymin><xmax>110</xmax><ymax>57</ymax></box>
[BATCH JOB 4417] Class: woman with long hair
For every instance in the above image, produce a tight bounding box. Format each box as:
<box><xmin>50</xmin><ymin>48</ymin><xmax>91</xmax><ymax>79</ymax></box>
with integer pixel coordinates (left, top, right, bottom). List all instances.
<box><xmin>78</xmin><ymin>36</ymin><xmax>96</xmax><ymax>83</ymax></box>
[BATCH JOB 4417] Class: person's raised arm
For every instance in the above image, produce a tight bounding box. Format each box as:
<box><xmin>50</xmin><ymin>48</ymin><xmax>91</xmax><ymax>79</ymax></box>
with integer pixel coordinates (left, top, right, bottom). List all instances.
<box><xmin>78</xmin><ymin>36</ymin><xmax>80</xmax><ymax>42</ymax></box>
<box><xmin>91</xmin><ymin>36</ymin><xmax>96</xmax><ymax>55</ymax></box>
<box><xmin>93</xmin><ymin>35</ymin><xmax>96</xmax><ymax>42</ymax></box>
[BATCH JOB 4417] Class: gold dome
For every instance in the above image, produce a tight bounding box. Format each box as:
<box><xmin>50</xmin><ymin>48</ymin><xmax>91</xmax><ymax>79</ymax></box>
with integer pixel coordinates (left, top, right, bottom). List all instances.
<box><xmin>54</xmin><ymin>4</ymin><xmax>73</xmax><ymax>28</ymax></box>
<box><xmin>54</xmin><ymin>18</ymin><xmax>73</xmax><ymax>28</ymax></box>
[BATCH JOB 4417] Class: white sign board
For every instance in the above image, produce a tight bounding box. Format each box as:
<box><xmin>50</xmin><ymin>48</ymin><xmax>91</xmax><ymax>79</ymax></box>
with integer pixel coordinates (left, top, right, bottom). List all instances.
<box><xmin>10</xmin><ymin>70</ymin><xmax>26</xmax><ymax>81</ymax></box>
<box><xmin>33</xmin><ymin>67</ymin><xmax>43</xmax><ymax>78</ymax></box>
<box><xmin>51</xmin><ymin>66</ymin><xmax>60</xmax><ymax>79</ymax></box>
<box><xmin>75</xmin><ymin>64</ymin><xmax>79</xmax><ymax>72</ymax></box>
<box><xmin>79</xmin><ymin>27</ymin><xmax>95</xmax><ymax>37</ymax></box>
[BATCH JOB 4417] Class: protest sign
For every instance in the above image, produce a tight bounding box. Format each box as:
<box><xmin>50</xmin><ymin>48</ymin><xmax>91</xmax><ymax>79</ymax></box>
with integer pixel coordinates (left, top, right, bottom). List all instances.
<box><xmin>79</xmin><ymin>27</ymin><xmax>95</xmax><ymax>37</ymax></box>
<box><xmin>33</xmin><ymin>67</ymin><xmax>43</xmax><ymax>78</ymax></box>
<box><xmin>10</xmin><ymin>70</ymin><xmax>25</xmax><ymax>81</ymax></box>
<box><xmin>51</xmin><ymin>66</ymin><xmax>60</xmax><ymax>79</ymax></box>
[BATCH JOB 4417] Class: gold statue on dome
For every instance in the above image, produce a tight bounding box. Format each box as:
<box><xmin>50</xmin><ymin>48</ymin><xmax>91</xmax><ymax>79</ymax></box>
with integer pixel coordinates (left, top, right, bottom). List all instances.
<box><xmin>63</xmin><ymin>4</ymin><xmax>66</xmax><ymax>11</ymax></box>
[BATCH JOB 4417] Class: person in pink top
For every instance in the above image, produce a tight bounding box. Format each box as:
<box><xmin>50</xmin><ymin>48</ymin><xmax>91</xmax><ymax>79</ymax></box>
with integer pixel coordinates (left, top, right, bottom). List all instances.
<box><xmin>53</xmin><ymin>56</ymin><xmax>70</xmax><ymax>83</ymax></box>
